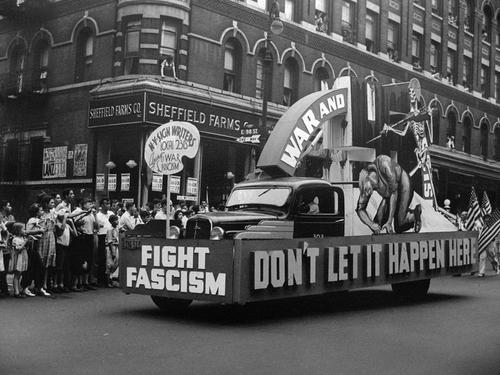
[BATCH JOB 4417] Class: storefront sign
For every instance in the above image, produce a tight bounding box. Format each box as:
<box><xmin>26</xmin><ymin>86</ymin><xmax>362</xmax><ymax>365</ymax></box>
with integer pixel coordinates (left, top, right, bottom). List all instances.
<box><xmin>145</xmin><ymin>93</ymin><xmax>261</xmax><ymax>142</ymax></box>
<box><xmin>88</xmin><ymin>93</ymin><xmax>144</xmax><ymax>128</ymax></box>
<box><xmin>144</xmin><ymin>121</ymin><xmax>200</xmax><ymax>175</ymax></box>
<box><xmin>96</xmin><ymin>173</ymin><xmax>105</xmax><ymax>191</ymax></box>
<box><xmin>176</xmin><ymin>195</ymin><xmax>197</xmax><ymax>201</ymax></box>
<box><xmin>187</xmin><ymin>177</ymin><xmax>198</xmax><ymax>196</ymax></box>
<box><xmin>42</xmin><ymin>146</ymin><xmax>68</xmax><ymax>179</ymax></box>
<box><xmin>108</xmin><ymin>174</ymin><xmax>117</xmax><ymax>191</ymax></box>
<box><xmin>73</xmin><ymin>144</ymin><xmax>88</xmax><ymax>177</ymax></box>
<box><xmin>152</xmin><ymin>174</ymin><xmax>163</xmax><ymax>192</ymax></box>
<box><xmin>121</xmin><ymin>173</ymin><xmax>130</xmax><ymax>192</ymax></box>
<box><xmin>170</xmin><ymin>175</ymin><xmax>180</xmax><ymax>194</ymax></box>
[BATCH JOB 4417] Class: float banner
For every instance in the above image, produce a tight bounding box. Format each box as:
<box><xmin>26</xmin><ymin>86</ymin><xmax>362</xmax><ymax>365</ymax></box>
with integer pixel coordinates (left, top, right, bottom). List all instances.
<box><xmin>234</xmin><ymin>231</ymin><xmax>477</xmax><ymax>303</ymax></box>
<box><xmin>120</xmin><ymin>237</ymin><xmax>234</xmax><ymax>303</ymax></box>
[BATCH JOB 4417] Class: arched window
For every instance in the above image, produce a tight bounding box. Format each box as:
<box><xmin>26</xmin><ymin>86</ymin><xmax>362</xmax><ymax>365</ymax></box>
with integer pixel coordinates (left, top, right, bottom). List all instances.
<box><xmin>313</xmin><ymin>66</ymin><xmax>330</xmax><ymax>91</ymax></box>
<box><xmin>32</xmin><ymin>40</ymin><xmax>49</xmax><ymax>92</ymax></box>
<box><xmin>480</xmin><ymin>122</ymin><xmax>489</xmax><ymax>159</ymax></box>
<box><xmin>75</xmin><ymin>27</ymin><xmax>94</xmax><ymax>82</ymax></box>
<box><xmin>223</xmin><ymin>38</ymin><xmax>242</xmax><ymax>93</ymax></box>
<box><xmin>256</xmin><ymin>47</ymin><xmax>273</xmax><ymax>100</ymax></box>
<box><xmin>430</xmin><ymin>103</ymin><xmax>440</xmax><ymax>144</ymax></box>
<box><xmin>446</xmin><ymin>110</ymin><xmax>457</xmax><ymax>145</ymax></box>
<box><xmin>482</xmin><ymin>5</ymin><xmax>493</xmax><ymax>42</ymax></box>
<box><xmin>463</xmin><ymin>1</ymin><xmax>473</xmax><ymax>33</ymax></box>
<box><xmin>283</xmin><ymin>57</ymin><xmax>299</xmax><ymax>106</ymax></box>
<box><xmin>494</xmin><ymin>126</ymin><xmax>500</xmax><ymax>161</ymax></box>
<box><xmin>462</xmin><ymin>115</ymin><xmax>472</xmax><ymax>153</ymax></box>
<box><xmin>9</xmin><ymin>44</ymin><xmax>25</xmax><ymax>95</ymax></box>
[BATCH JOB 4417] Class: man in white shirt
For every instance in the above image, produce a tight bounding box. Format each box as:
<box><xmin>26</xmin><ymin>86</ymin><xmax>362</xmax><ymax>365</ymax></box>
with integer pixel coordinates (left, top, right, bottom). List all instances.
<box><xmin>154</xmin><ymin>199</ymin><xmax>173</xmax><ymax>220</ymax></box>
<box><xmin>119</xmin><ymin>202</ymin><xmax>143</xmax><ymax>231</ymax></box>
<box><xmin>96</xmin><ymin>198</ymin><xmax>113</xmax><ymax>286</ymax></box>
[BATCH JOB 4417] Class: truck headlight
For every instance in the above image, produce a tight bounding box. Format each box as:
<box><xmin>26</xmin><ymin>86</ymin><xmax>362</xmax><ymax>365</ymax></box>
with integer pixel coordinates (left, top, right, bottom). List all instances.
<box><xmin>210</xmin><ymin>226</ymin><xmax>224</xmax><ymax>240</ymax></box>
<box><xmin>168</xmin><ymin>226</ymin><xmax>181</xmax><ymax>239</ymax></box>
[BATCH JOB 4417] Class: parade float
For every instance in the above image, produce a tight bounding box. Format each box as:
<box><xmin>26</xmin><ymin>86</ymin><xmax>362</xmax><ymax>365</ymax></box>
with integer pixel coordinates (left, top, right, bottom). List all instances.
<box><xmin>120</xmin><ymin>77</ymin><xmax>477</xmax><ymax>310</ymax></box>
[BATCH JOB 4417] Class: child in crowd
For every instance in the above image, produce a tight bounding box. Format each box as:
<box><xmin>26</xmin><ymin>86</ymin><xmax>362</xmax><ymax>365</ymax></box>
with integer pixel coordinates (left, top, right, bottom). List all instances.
<box><xmin>105</xmin><ymin>214</ymin><xmax>120</xmax><ymax>287</ymax></box>
<box><xmin>54</xmin><ymin>211</ymin><xmax>74</xmax><ymax>292</ymax></box>
<box><xmin>9</xmin><ymin>223</ymin><xmax>29</xmax><ymax>298</ymax></box>
<box><xmin>23</xmin><ymin>203</ymin><xmax>47</xmax><ymax>296</ymax></box>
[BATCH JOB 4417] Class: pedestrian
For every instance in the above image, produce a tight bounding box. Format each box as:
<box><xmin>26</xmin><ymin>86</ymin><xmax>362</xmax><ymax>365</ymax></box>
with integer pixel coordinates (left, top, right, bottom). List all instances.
<box><xmin>54</xmin><ymin>193</ymin><xmax>62</xmax><ymax>209</ymax></box>
<box><xmin>56</xmin><ymin>189</ymin><xmax>75</xmax><ymax>214</ymax></box>
<box><xmin>8</xmin><ymin>223</ymin><xmax>29</xmax><ymax>298</ymax></box>
<box><xmin>119</xmin><ymin>202</ymin><xmax>142</xmax><ymax>231</ymax></box>
<box><xmin>38</xmin><ymin>194</ymin><xmax>57</xmax><ymax>293</ymax></box>
<box><xmin>153</xmin><ymin>199</ymin><xmax>172</xmax><ymax>220</ymax></box>
<box><xmin>96</xmin><ymin>198</ymin><xmax>113</xmax><ymax>286</ymax></box>
<box><xmin>22</xmin><ymin>203</ymin><xmax>47</xmax><ymax>297</ymax></box>
<box><xmin>105</xmin><ymin>214</ymin><xmax>120</xmax><ymax>287</ymax></box>
<box><xmin>0</xmin><ymin>200</ymin><xmax>14</xmax><ymax>297</ymax></box>
<box><xmin>54</xmin><ymin>210</ymin><xmax>73</xmax><ymax>292</ymax></box>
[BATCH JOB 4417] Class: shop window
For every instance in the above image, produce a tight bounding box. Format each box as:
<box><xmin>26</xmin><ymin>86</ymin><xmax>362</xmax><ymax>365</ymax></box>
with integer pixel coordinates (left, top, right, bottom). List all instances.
<box><xmin>481</xmin><ymin>65</ymin><xmax>490</xmax><ymax>98</ymax></box>
<box><xmin>446</xmin><ymin>49</ymin><xmax>456</xmax><ymax>84</ymax></box>
<box><xmin>283</xmin><ymin>57</ymin><xmax>299</xmax><ymax>106</ymax></box>
<box><xmin>463</xmin><ymin>56</ymin><xmax>472</xmax><ymax>91</ymax></box>
<box><xmin>494</xmin><ymin>127</ymin><xmax>500</xmax><ymax>161</ymax></box>
<box><xmin>482</xmin><ymin>5</ymin><xmax>493</xmax><ymax>43</ymax></box>
<box><xmin>480</xmin><ymin>122</ymin><xmax>489</xmax><ymax>159</ymax></box>
<box><xmin>3</xmin><ymin>139</ymin><xmax>18</xmax><ymax>181</ymax></box>
<box><xmin>365</xmin><ymin>11</ymin><xmax>378</xmax><ymax>53</ymax></box>
<box><xmin>447</xmin><ymin>0</ymin><xmax>458</xmax><ymax>26</ymax></box>
<box><xmin>462</xmin><ymin>116</ymin><xmax>472</xmax><ymax>154</ymax></box>
<box><xmin>284</xmin><ymin>0</ymin><xmax>295</xmax><ymax>21</ymax></box>
<box><xmin>411</xmin><ymin>32</ymin><xmax>423</xmax><ymax>71</ymax></box>
<box><xmin>32</xmin><ymin>40</ymin><xmax>49</xmax><ymax>92</ymax></box>
<box><xmin>313</xmin><ymin>67</ymin><xmax>330</xmax><ymax>91</ymax></box>
<box><xmin>9</xmin><ymin>45</ymin><xmax>25</xmax><ymax>96</ymax></box>
<box><xmin>463</xmin><ymin>0</ymin><xmax>473</xmax><ymax>33</ymax></box>
<box><xmin>255</xmin><ymin>48</ymin><xmax>273</xmax><ymax>100</ymax></box>
<box><xmin>431</xmin><ymin>0</ymin><xmax>442</xmax><ymax>16</ymax></box>
<box><xmin>124</xmin><ymin>19</ymin><xmax>141</xmax><ymax>75</ymax></box>
<box><xmin>430</xmin><ymin>42</ymin><xmax>441</xmax><ymax>75</ymax></box>
<box><xmin>29</xmin><ymin>137</ymin><xmax>44</xmax><ymax>180</ymax></box>
<box><xmin>387</xmin><ymin>21</ymin><xmax>400</xmax><ymax>62</ymax></box>
<box><xmin>446</xmin><ymin>110</ymin><xmax>457</xmax><ymax>148</ymax></box>
<box><xmin>75</xmin><ymin>27</ymin><xmax>93</xmax><ymax>83</ymax></box>
<box><xmin>341</xmin><ymin>1</ymin><xmax>355</xmax><ymax>44</ymax></box>
<box><xmin>315</xmin><ymin>0</ymin><xmax>328</xmax><ymax>33</ymax></box>
<box><xmin>223</xmin><ymin>38</ymin><xmax>242</xmax><ymax>93</ymax></box>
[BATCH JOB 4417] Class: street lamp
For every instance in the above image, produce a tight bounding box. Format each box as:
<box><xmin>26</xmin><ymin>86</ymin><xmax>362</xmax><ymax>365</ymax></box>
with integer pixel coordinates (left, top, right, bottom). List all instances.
<box><xmin>260</xmin><ymin>1</ymin><xmax>283</xmax><ymax>146</ymax></box>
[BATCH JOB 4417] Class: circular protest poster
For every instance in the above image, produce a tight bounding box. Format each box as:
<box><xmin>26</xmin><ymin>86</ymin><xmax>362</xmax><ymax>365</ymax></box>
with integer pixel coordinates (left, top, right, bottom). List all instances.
<box><xmin>144</xmin><ymin>121</ymin><xmax>200</xmax><ymax>175</ymax></box>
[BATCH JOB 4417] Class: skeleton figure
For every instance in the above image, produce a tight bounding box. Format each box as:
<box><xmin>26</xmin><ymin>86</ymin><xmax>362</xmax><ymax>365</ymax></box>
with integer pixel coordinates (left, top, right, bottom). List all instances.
<box><xmin>381</xmin><ymin>80</ymin><xmax>437</xmax><ymax>208</ymax></box>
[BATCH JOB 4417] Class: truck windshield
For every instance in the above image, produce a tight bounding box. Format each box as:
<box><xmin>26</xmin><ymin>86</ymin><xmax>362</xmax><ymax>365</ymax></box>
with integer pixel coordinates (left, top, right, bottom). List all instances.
<box><xmin>226</xmin><ymin>187</ymin><xmax>291</xmax><ymax>209</ymax></box>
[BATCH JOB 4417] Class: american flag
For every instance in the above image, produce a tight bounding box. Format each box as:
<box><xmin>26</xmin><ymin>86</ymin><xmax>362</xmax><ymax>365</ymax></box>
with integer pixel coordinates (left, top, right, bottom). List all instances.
<box><xmin>465</xmin><ymin>187</ymin><xmax>482</xmax><ymax>231</ymax></box>
<box><xmin>481</xmin><ymin>191</ymin><xmax>492</xmax><ymax>216</ymax></box>
<box><xmin>477</xmin><ymin>208</ymin><xmax>500</xmax><ymax>255</ymax></box>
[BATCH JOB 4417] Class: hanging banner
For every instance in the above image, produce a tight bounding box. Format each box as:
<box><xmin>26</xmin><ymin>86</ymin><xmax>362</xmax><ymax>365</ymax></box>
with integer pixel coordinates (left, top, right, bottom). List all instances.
<box><xmin>121</xmin><ymin>173</ymin><xmax>130</xmax><ymax>192</ymax></box>
<box><xmin>152</xmin><ymin>174</ymin><xmax>163</xmax><ymax>192</ymax></box>
<box><xmin>42</xmin><ymin>146</ymin><xmax>68</xmax><ymax>179</ymax></box>
<box><xmin>108</xmin><ymin>174</ymin><xmax>117</xmax><ymax>191</ymax></box>
<box><xmin>170</xmin><ymin>175</ymin><xmax>180</xmax><ymax>194</ymax></box>
<box><xmin>187</xmin><ymin>177</ymin><xmax>198</xmax><ymax>196</ymax></box>
<box><xmin>73</xmin><ymin>144</ymin><xmax>88</xmax><ymax>177</ymax></box>
<box><xmin>96</xmin><ymin>174</ymin><xmax>105</xmax><ymax>191</ymax></box>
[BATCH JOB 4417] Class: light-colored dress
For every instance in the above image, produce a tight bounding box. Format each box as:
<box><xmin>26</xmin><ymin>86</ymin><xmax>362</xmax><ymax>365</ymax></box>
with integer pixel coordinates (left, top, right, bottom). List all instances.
<box><xmin>38</xmin><ymin>211</ymin><xmax>56</xmax><ymax>268</ymax></box>
<box><xmin>9</xmin><ymin>236</ymin><xmax>28</xmax><ymax>272</ymax></box>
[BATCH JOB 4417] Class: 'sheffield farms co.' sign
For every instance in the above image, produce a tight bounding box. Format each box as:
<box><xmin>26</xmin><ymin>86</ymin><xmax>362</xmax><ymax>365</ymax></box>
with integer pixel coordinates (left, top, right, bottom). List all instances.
<box><xmin>88</xmin><ymin>93</ymin><xmax>261</xmax><ymax>142</ymax></box>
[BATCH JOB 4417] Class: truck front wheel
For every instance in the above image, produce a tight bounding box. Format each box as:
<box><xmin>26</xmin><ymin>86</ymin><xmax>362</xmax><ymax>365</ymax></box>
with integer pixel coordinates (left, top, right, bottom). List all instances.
<box><xmin>391</xmin><ymin>279</ymin><xmax>430</xmax><ymax>300</ymax></box>
<box><xmin>151</xmin><ymin>296</ymin><xmax>192</xmax><ymax>311</ymax></box>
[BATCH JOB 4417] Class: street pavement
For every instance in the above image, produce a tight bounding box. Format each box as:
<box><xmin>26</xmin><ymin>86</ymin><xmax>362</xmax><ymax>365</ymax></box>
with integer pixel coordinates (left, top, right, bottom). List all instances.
<box><xmin>1</xmin><ymin>272</ymin><xmax>500</xmax><ymax>375</ymax></box>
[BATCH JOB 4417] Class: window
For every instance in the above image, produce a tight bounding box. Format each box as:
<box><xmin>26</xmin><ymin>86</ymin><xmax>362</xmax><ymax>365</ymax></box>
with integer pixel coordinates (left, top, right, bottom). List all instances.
<box><xmin>341</xmin><ymin>1</ymin><xmax>355</xmax><ymax>43</ymax></box>
<box><xmin>482</xmin><ymin>5</ymin><xmax>493</xmax><ymax>43</ymax></box>
<box><xmin>387</xmin><ymin>21</ymin><xmax>399</xmax><ymax>61</ymax></box>
<box><xmin>412</xmin><ymin>32</ymin><xmax>422</xmax><ymax>70</ymax></box>
<box><xmin>480</xmin><ymin>123</ymin><xmax>489</xmax><ymax>159</ymax></box>
<box><xmin>9</xmin><ymin>45</ymin><xmax>25</xmax><ymax>95</ymax></box>
<box><xmin>431</xmin><ymin>0</ymin><xmax>442</xmax><ymax>15</ymax></box>
<box><xmin>313</xmin><ymin>67</ymin><xmax>330</xmax><ymax>91</ymax></box>
<box><xmin>446</xmin><ymin>110</ymin><xmax>457</xmax><ymax>144</ymax></box>
<box><xmin>29</xmin><ymin>137</ymin><xmax>44</xmax><ymax>180</ymax></box>
<box><xmin>463</xmin><ymin>56</ymin><xmax>472</xmax><ymax>91</ymax></box>
<box><xmin>160</xmin><ymin>21</ymin><xmax>177</xmax><ymax>58</ymax></box>
<box><xmin>32</xmin><ymin>40</ymin><xmax>49</xmax><ymax>92</ymax></box>
<box><xmin>495</xmin><ymin>127</ymin><xmax>500</xmax><ymax>161</ymax></box>
<box><xmin>431</xmin><ymin>103</ymin><xmax>440</xmax><ymax>144</ymax></box>
<box><xmin>3</xmin><ymin>140</ymin><xmax>18</xmax><ymax>181</ymax></box>
<box><xmin>496</xmin><ymin>73</ymin><xmax>500</xmax><ymax>103</ymax></box>
<box><xmin>75</xmin><ymin>28</ymin><xmax>93</xmax><ymax>82</ymax></box>
<box><xmin>284</xmin><ymin>0</ymin><xmax>294</xmax><ymax>21</ymax></box>
<box><xmin>315</xmin><ymin>0</ymin><xmax>328</xmax><ymax>33</ymax></box>
<box><xmin>462</xmin><ymin>116</ymin><xmax>472</xmax><ymax>153</ymax></box>
<box><xmin>124</xmin><ymin>19</ymin><xmax>141</xmax><ymax>75</ymax></box>
<box><xmin>463</xmin><ymin>1</ymin><xmax>473</xmax><ymax>32</ymax></box>
<box><xmin>283</xmin><ymin>57</ymin><xmax>298</xmax><ymax>106</ymax></box>
<box><xmin>430</xmin><ymin>42</ymin><xmax>441</xmax><ymax>74</ymax></box>
<box><xmin>366</xmin><ymin>80</ymin><xmax>376</xmax><ymax>122</ymax></box>
<box><xmin>365</xmin><ymin>11</ymin><xmax>378</xmax><ymax>53</ymax></box>
<box><xmin>446</xmin><ymin>49</ymin><xmax>456</xmax><ymax>84</ymax></box>
<box><xmin>481</xmin><ymin>65</ymin><xmax>490</xmax><ymax>98</ymax></box>
<box><xmin>256</xmin><ymin>48</ymin><xmax>273</xmax><ymax>100</ymax></box>
<box><xmin>448</xmin><ymin>0</ymin><xmax>458</xmax><ymax>26</ymax></box>
<box><xmin>223</xmin><ymin>38</ymin><xmax>242</xmax><ymax>93</ymax></box>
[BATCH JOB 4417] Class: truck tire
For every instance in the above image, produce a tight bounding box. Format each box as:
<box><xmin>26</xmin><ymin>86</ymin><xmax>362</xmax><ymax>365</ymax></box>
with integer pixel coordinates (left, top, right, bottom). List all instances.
<box><xmin>151</xmin><ymin>296</ymin><xmax>192</xmax><ymax>311</ymax></box>
<box><xmin>391</xmin><ymin>279</ymin><xmax>430</xmax><ymax>300</ymax></box>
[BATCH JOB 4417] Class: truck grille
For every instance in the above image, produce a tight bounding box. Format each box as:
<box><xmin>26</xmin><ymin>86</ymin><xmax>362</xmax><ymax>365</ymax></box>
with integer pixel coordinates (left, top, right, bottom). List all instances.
<box><xmin>185</xmin><ymin>218</ymin><xmax>212</xmax><ymax>239</ymax></box>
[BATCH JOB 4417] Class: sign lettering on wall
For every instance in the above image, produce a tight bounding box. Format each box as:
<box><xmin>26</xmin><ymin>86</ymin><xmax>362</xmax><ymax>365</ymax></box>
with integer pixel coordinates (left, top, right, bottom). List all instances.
<box><xmin>96</xmin><ymin>174</ymin><xmax>105</xmax><ymax>191</ymax></box>
<box><xmin>108</xmin><ymin>174</ymin><xmax>117</xmax><ymax>191</ymax></box>
<box><xmin>152</xmin><ymin>174</ymin><xmax>163</xmax><ymax>192</ymax></box>
<box><xmin>73</xmin><ymin>144</ymin><xmax>88</xmax><ymax>177</ymax></box>
<box><xmin>42</xmin><ymin>146</ymin><xmax>67</xmax><ymax>179</ymax></box>
<box><xmin>121</xmin><ymin>173</ymin><xmax>130</xmax><ymax>192</ymax></box>
<box><xmin>88</xmin><ymin>93</ymin><xmax>144</xmax><ymax>127</ymax></box>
